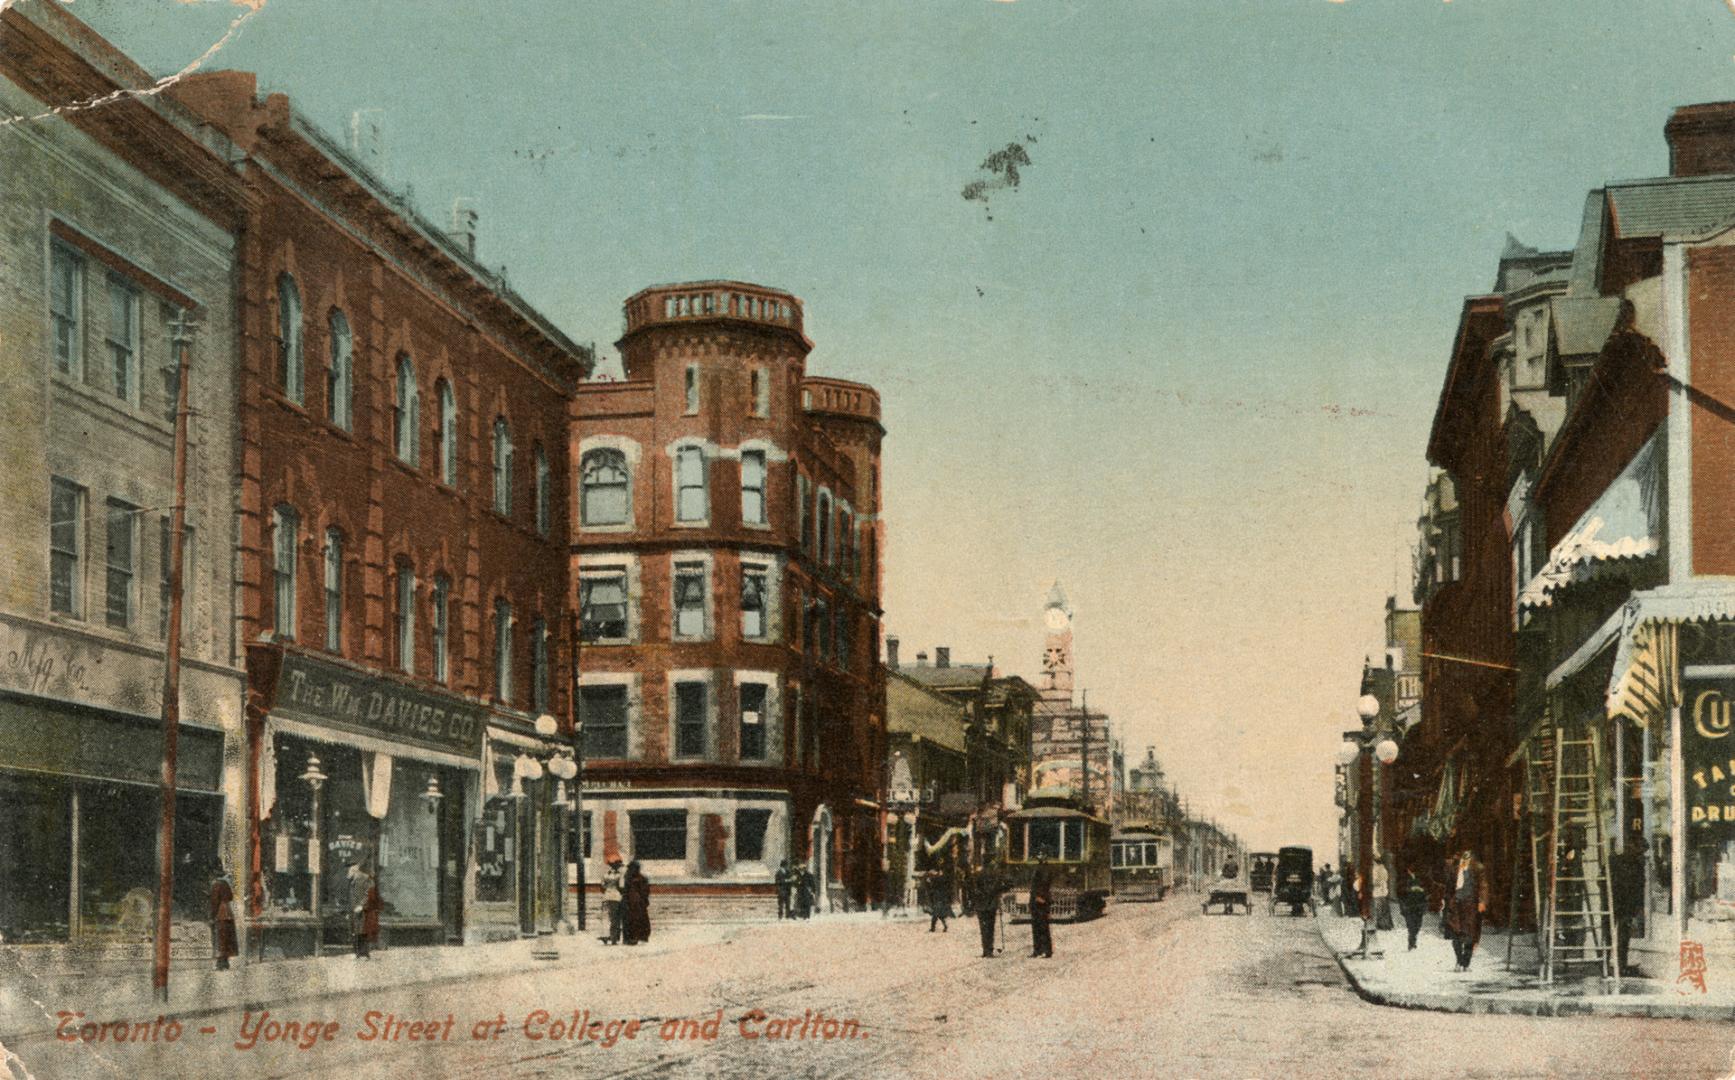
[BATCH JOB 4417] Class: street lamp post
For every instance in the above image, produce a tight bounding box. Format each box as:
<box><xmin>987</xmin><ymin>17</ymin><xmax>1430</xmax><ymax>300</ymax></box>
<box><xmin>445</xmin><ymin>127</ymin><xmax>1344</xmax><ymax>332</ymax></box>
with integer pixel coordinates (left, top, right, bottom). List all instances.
<box><xmin>527</xmin><ymin>713</ymin><xmax>579</xmax><ymax>960</ymax></box>
<box><xmin>1340</xmin><ymin>693</ymin><xmax>1398</xmax><ymax>958</ymax></box>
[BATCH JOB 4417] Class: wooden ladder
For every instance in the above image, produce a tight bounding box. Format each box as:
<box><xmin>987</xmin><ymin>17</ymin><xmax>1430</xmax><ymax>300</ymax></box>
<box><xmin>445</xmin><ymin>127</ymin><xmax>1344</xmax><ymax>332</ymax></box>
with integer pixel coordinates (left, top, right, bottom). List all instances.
<box><xmin>1507</xmin><ymin>725</ymin><xmax>1555</xmax><ymax>971</ymax></box>
<box><xmin>1542</xmin><ymin>726</ymin><xmax>1619</xmax><ymax>990</ymax></box>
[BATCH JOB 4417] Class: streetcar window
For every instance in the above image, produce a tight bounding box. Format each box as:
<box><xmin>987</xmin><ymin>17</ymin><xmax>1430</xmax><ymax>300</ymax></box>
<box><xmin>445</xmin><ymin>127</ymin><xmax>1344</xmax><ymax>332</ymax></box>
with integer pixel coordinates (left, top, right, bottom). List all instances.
<box><xmin>1111</xmin><ymin>845</ymin><xmax>1122</xmax><ymax>868</ymax></box>
<box><xmin>1126</xmin><ymin>843</ymin><xmax>1143</xmax><ymax>867</ymax></box>
<box><xmin>1030</xmin><ymin>821</ymin><xmax>1061</xmax><ymax>860</ymax></box>
<box><xmin>1145</xmin><ymin>842</ymin><xmax>1159</xmax><ymax>865</ymax></box>
<box><xmin>1011</xmin><ymin>823</ymin><xmax>1026</xmax><ymax>861</ymax></box>
<box><xmin>1063</xmin><ymin>820</ymin><xmax>1083</xmax><ymax>861</ymax></box>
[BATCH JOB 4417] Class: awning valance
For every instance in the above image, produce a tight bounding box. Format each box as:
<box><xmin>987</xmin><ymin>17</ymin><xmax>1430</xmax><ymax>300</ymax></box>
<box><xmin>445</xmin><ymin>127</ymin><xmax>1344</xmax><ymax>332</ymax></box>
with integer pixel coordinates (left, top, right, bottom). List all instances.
<box><xmin>1605</xmin><ymin>583</ymin><xmax>1735</xmax><ymax>727</ymax></box>
<box><xmin>1518</xmin><ymin>433</ymin><xmax>1662</xmax><ymax>612</ymax></box>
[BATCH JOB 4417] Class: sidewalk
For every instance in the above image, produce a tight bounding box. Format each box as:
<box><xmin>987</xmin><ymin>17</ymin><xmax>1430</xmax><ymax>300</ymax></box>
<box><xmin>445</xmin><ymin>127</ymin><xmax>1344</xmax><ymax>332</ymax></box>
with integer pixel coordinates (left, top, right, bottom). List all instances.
<box><xmin>1316</xmin><ymin>914</ymin><xmax>1735</xmax><ymax>1020</ymax></box>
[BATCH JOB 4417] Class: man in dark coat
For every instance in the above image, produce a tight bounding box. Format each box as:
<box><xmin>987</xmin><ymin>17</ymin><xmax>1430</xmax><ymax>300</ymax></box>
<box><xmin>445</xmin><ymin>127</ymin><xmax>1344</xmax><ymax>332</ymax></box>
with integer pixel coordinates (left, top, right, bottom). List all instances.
<box><xmin>796</xmin><ymin>867</ymin><xmax>816</xmax><ymax>919</ymax></box>
<box><xmin>1610</xmin><ymin>844</ymin><xmax>1645</xmax><ymax>976</ymax></box>
<box><xmin>347</xmin><ymin>861</ymin><xmax>382</xmax><ymax>959</ymax></box>
<box><xmin>1444</xmin><ymin>850</ymin><xmax>1488</xmax><ymax>971</ymax></box>
<box><xmin>1029</xmin><ymin>857</ymin><xmax>1055</xmax><ymax>958</ymax></box>
<box><xmin>209</xmin><ymin>866</ymin><xmax>238</xmax><ymax>970</ymax></box>
<box><xmin>971</xmin><ymin>858</ymin><xmax>1007</xmax><ymax>958</ymax></box>
<box><xmin>1397</xmin><ymin>866</ymin><xmax>1429</xmax><ymax>951</ymax></box>
<box><xmin>774</xmin><ymin>859</ymin><xmax>793</xmax><ymax>920</ymax></box>
<box><xmin>622</xmin><ymin>861</ymin><xmax>652</xmax><ymax>945</ymax></box>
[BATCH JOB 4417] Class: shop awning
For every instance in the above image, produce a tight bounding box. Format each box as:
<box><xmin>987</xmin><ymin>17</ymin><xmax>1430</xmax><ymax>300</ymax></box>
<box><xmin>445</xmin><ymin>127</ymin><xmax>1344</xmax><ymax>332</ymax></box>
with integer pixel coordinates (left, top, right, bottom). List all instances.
<box><xmin>1604</xmin><ymin>583</ymin><xmax>1735</xmax><ymax>727</ymax></box>
<box><xmin>1517</xmin><ymin>434</ymin><xmax>1662</xmax><ymax>612</ymax></box>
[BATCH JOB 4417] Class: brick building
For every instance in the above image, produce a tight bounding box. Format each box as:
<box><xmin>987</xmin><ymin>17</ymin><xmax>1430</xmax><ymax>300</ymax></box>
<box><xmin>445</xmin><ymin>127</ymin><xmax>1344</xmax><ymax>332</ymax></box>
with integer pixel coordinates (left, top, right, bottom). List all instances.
<box><xmin>169</xmin><ymin>71</ymin><xmax>591</xmax><ymax>955</ymax></box>
<box><xmin>0</xmin><ymin>0</ymin><xmax>248</xmax><ymax>964</ymax></box>
<box><xmin>573</xmin><ymin>282</ymin><xmax>885</xmax><ymax>917</ymax></box>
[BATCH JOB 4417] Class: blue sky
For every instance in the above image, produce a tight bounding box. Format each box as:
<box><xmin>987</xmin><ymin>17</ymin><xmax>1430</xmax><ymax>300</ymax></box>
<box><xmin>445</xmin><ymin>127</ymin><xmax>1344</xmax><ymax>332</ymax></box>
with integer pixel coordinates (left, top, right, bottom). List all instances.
<box><xmin>64</xmin><ymin>0</ymin><xmax>1735</xmax><ymax>854</ymax></box>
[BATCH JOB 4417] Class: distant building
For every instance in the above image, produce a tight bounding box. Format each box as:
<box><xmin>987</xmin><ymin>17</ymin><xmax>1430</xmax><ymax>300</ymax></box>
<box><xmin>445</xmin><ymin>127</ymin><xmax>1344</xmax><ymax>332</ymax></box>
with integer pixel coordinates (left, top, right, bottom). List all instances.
<box><xmin>1031</xmin><ymin>583</ymin><xmax>1116</xmax><ymax>819</ymax></box>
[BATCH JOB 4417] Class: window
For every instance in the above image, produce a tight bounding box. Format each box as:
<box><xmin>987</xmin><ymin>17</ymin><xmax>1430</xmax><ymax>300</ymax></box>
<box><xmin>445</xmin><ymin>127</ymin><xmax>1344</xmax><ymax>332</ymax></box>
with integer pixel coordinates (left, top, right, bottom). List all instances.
<box><xmin>817</xmin><ymin>492</ymin><xmax>831</xmax><ymax>565</ymax></box>
<box><xmin>580</xmin><ymin>448</ymin><xmax>629</xmax><ymax>526</ymax></box>
<box><xmin>323</xmin><ymin>528</ymin><xmax>343</xmax><ymax>650</ymax></box>
<box><xmin>104</xmin><ymin>275</ymin><xmax>139</xmax><ymax>403</ymax></box>
<box><xmin>579</xmin><ymin>571</ymin><xmax>628</xmax><ymax>641</ymax></box>
<box><xmin>394</xmin><ymin>563</ymin><xmax>415</xmax><ymax>673</ymax></box>
<box><xmin>327</xmin><ymin>310</ymin><xmax>352</xmax><ymax>430</ymax></box>
<box><xmin>674</xmin><ymin>682</ymin><xmax>707</xmax><ymax>758</ymax></box>
<box><xmin>839</xmin><ymin>510</ymin><xmax>853</xmax><ymax>573</ymax></box>
<box><xmin>160</xmin><ymin>517</ymin><xmax>195</xmax><ymax>640</ymax></box>
<box><xmin>50</xmin><ymin>243</ymin><xmax>84</xmax><ymax>376</ymax></box>
<box><xmin>735</xmin><ymin>808</ymin><xmax>772</xmax><ymax>862</ymax></box>
<box><xmin>394</xmin><ymin>355</ymin><xmax>419</xmax><ymax>465</ymax></box>
<box><xmin>276</xmin><ymin>273</ymin><xmax>302</xmax><ymax>404</ymax></box>
<box><xmin>684</xmin><ymin>365</ymin><xmax>699</xmax><ymax>413</ymax></box>
<box><xmin>492</xmin><ymin>417</ymin><xmax>513</xmax><ymax>515</ymax></box>
<box><xmin>836</xmin><ymin>608</ymin><xmax>851</xmax><ymax>666</ymax></box>
<box><xmin>532</xmin><ymin>617</ymin><xmax>549</xmax><ymax>713</ymax></box>
<box><xmin>750</xmin><ymin>368</ymin><xmax>769</xmax><ymax>418</ymax></box>
<box><xmin>580</xmin><ymin>684</ymin><xmax>628</xmax><ymax>759</ymax></box>
<box><xmin>630</xmin><ymin>809</ymin><xmax>687</xmax><ymax>861</ymax></box>
<box><xmin>494</xmin><ymin>599</ymin><xmax>513</xmax><ymax>703</ymax></box>
<box><xmin>50</xmin><ymin>478</ymin><xmax>84</xmax><ymax>617</ymax></box>
<box><xmin>741</xmin><ymin>566</ymin><xmax>768</xmax><ymax>639</ymax></box>
<box><xmin>676</xmin><ymin>447</ymin><xmax>707</xmax><ymax>522</ymax></box>
<box><xmin>674</xmin><ymin>562</ymin><xmax>707</xmax><ymax>638</ymax></box>
<box><xmin>741</xmin><ymin>450</ymin><xmax>766</xmax><ymax>526</ymax></box>
<box><xmin>739</xmin><ymin>682</ymin><xmax>768</xmax><ymax>761</ymax></box>
<box><xmin>798</xmin><ymin>476</ymin><xmax>811</xmax><ymax>551</ymax></box>
<box><xmin>272</xmin><ymin>505</ymin><xmax>297</xmax><ymax>639</ymax></box>
<box><xmin>437</xmin><ymin>380</ymin><xmax>457</xmax><ymax>485</ymax></box>
<box><xmin>103</xmin><ymin>500</ymin><xmax>137</xmax><ymax>629</ymax></box>
<box><xmin>815</xmin><ymin>597</ymin><xmax>831</xmax><ymax>659</ymax></box>
<box><xmin>534</xmin><ymin>446</ymin><xmax>551</xmax><ymax>535</ymax></box>
<box><xmin>431</xmin><ymin>575</ymin><xmax>451</xmax><ymax>683</ymax></box>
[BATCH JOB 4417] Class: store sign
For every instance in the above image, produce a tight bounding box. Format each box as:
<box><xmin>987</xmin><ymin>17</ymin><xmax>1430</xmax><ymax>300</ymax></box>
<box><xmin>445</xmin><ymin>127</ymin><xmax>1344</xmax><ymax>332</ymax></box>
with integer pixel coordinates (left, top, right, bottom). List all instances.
<box><xmin>274</xmin><ymin>653</ymin><xmax>486</xmax><ymax>758</ymax></box>
<box><xmin>1683</xmin><ymin>680</ymin><xmax>1735</xmax><ymax>833</ymax></box>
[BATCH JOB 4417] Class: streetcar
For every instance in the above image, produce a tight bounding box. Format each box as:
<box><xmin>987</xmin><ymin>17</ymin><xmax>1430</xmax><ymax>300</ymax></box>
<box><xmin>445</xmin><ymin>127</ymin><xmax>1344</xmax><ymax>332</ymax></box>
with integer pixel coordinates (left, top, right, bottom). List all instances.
<box><xmin>1109</xmin><ymin>824</ymin><xmax>1172</xmax><ymax>902</ymax></box>
<box><xmin>1000</xmin><ymin>787</ymin><xmax>1112</xmax><ymax>922</ymax></box>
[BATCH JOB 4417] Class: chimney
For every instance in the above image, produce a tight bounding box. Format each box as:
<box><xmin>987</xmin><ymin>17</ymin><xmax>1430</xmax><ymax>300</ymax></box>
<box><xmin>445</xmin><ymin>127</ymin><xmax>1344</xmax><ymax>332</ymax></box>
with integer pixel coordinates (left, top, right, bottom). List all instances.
<box><xmin>449</xmin><ymin>198</ymin><xmax>479</xmax><ymax>258</ymax></box>
<box><xmin>916</xmin><ymin>650</ymin><xmax>929</xmax><ymax>667</ymax></box>
<box><xmin>1665</xmin><ymin>102</ymin><xmax>1735</xmax><ymax>178</ymax></box>
<box><xmin>935</xmin><ymin>647</ymin><xmax>950</xmax><ymax>669</ymax></box>
<box><xmin>886</xmin><ymin>636</ymin><xmax>901</xmax><ymax>671</ymax></box>
<box><xmin>348</xmin><ymin>108</ymin><xmax>387</xmax><ymax>176</ymax></box>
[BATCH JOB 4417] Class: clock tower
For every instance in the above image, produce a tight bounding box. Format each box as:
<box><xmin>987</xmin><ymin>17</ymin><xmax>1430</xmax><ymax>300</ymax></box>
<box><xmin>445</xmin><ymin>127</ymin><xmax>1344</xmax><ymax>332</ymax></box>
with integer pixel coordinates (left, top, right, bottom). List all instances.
<box><xmin>1039</xmin><ymin>581</ymin><xmax>1074</xmax><ymax>708</ymax></box>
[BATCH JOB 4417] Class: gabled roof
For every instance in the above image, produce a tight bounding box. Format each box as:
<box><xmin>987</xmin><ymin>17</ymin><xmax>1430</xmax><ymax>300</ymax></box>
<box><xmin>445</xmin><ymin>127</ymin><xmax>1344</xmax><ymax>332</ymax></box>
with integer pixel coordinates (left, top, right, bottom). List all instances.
<box><xmin>1606</xmin><ymin>174</ymin><xmax>1735</xmax><ymax>241</ymax></box>
<box><xmin>1425</xmin><ymin>295</ymin><xmax>1506</xmax><ymax>468</ymax></box>
<box><xmin>1550</xmin><ymin>296</ymin><xmax>1623</xmax><ymax>358</ymax></box>
<box><xmin>899</xmin><ymin>664</ymin><xmax>991</xmax><ymax>691</ymax></box>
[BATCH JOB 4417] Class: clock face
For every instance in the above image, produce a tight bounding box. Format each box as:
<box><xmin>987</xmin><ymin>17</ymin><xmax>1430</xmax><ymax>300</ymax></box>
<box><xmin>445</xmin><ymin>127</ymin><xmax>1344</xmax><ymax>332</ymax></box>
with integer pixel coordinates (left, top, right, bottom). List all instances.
<box><xmin>1043</xmin><ymin>647</ymin><xmax>1066</xmax><ymax>671</ymax></box>
<box><xmin>1044</xmin><ymin>607</ymin><xmax>1069</xmax><ymax>631</ymax></box>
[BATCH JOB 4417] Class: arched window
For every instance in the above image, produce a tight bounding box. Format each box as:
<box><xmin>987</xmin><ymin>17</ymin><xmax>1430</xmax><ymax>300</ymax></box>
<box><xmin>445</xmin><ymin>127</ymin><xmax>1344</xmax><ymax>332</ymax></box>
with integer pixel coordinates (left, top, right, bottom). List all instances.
<box><xmin>394</xmin><ymin>355</ymin><xmax>419</xmax><ymax>465</ymax></box>
<box><xmin>494</xmin><ymin>598</ymin><xmax>514</xmax><ymax>703</ymax></box>
<box><xmin>437</xmin><ymin>380</ymin><xmax>457</xmax><ymax>485</ymax></box>
<box><xmin>277</xmin><ymin>273</ymin><xmax>303</xmax><ymax>403</ymax></box>
<box><xmin>272</xmin><ymin>505</ymin><xmax>298</xmax><ymax>639</ymax></box>
<box><xmin>492</xmin><ymin>417</ymin><xmax>514</xmax><ymax>515</ymax></box>
<box><xmin>323</xmin><ymin>527</ymin><xmax>343</xmax><ymax>650</ymax></box>
<box><xmin>534</xmin><ymin>445</ymin><xmax>551</xmax><ymax>536</ymax></box>
<box><xmin>326</xmin><ymin>309</ymin><xmax>352</xmax><ymax>430</ymax></box>
<box><xmin>531</xmin><ymin>617</ymin><xmax>549</xmax><ymax>713</ymax></box>
<box><xmin>580</xmin><ymin>448</ymin><xmax>629</xmax><ymax>526</ymax></box>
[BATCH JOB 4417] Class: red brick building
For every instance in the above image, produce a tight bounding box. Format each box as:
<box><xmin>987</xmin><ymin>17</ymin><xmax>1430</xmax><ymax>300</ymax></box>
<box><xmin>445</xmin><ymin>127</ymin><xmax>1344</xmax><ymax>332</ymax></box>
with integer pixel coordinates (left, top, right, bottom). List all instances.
<box><xmin>171</xmin><ymin>72</ymin><xmax>591</xmax><ymax>955</ymax></box>
<box><xmin>573</xmin><ymin>282</ymin><xmax>885</xmax><ymax>917</ymax></box>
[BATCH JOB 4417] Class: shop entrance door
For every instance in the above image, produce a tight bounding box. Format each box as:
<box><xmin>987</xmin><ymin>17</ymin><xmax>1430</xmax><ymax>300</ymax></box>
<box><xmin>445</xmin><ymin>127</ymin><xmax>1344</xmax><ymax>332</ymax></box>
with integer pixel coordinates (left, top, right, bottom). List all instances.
<box><xmin>438</xmin><ymin>767</ymin><xmax>465</xmax><ymax>943</ymax></box>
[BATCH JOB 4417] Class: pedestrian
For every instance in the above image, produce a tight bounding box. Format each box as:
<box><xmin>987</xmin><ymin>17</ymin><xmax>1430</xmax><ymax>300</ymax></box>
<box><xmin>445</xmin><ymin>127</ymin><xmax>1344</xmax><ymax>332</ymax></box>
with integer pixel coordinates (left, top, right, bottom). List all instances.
<box><xmin>796</xmin><ymin>866</ymin><xmax>816</xmax><ymax>920</ymax></box>
<box><xmin>1373</xmin><ymin>858</ymin><xmax>1393</xmax><ymax>932</ymax></box>
<box><xmin>1610</xmin><ymin>843</ymin><xmax>1645</xmax><ymax>976</ymax></box>
<box><xmin>1322</xmin><ymin>864</ymin><xmax>1339</xmax><ymax>907</ymax></box>
<box><xmin>1029</xmin><ymin>856</ymin><xmax>1054</xmax><ymax>959</ymax></box>
<box><xmin>600</xmin><ymin>858</ymin><xmax>625</xmax><ymax>945</ymax></box>
<box><xmin>1222</xmin><ymin>854</ymin><xmax>1240</xmax><ymax>880</ymax></box>
<box><xmin>622</xmin><ymin>861</ymin><xmax>652</xmax><ymax>945</ymax></box>
<box><xmin>775</xmin><ymin>859</ymin><xmax>793</xmax><ymax>920</ymax></box>
<box><xmin>927</xmin><ymin>870</ymin><xmax>953</xmax><ymax>933</ymax></box>
<box><xmin>347</xmin><ymin>860</ymin><xmax>382</xmax><ymax>959</ymax></box>
<box><xmin>1398</xmin><ymin>866</ymin><xmax>1428</xmax><ymax>950</ymax></box>
<box><xmin>970</xmin><ymin>857</ymin><xmax>1008</xmax><ymax>959</ymax></box>
<box><xmin>1443</xmin><ymin>849</ymin><xmax>1488</xmax><ymax>971</ymax></box>
<box><xmin>209</xmin><ymin>864</ymin><xmax>238</xmax><ymax>971</ymax></box>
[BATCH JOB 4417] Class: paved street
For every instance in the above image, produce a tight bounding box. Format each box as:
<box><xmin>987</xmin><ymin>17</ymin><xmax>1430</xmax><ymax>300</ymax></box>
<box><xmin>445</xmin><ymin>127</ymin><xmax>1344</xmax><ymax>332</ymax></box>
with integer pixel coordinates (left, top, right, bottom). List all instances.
<box><xmin>9</xmin><ymin>900</ymin><xmax>1735</xmax><ymax>1080</ymax></box>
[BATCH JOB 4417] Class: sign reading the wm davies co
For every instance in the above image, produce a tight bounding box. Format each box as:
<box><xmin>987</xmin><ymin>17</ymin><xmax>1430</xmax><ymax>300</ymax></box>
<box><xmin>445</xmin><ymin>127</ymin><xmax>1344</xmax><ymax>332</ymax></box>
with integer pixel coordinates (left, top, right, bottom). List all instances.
<box><xmin>1683</xmin><ymin>680</ymin><xmax>1735</xmax><ymax>833</ymax></box>
<box><xmin>273</xmin><ymin>652</ymin><xmax>486</xmax><ymax>758</ymax></box>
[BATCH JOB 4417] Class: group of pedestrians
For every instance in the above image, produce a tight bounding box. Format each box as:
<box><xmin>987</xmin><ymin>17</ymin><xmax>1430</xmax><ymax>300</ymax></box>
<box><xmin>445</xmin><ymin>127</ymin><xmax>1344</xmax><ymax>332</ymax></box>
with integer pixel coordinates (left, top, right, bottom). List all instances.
<box><xmin>1318</xmin><ymin>851</ymin><xmax>1494</xmax><ymax>969</ymax></box>
<box><xmin>959</xmin><ymin>854</ymin><xmax>1054</xmax><ymax>960</ymax></box>
<box><xmin>774</xmin><ymin>859</ymin><xmax>820</xmax><ymax>919</ymax></box>
<box><xmin>598</xmin><ymin>858</ymin><xmax>653</xmax><ymax>946</ymax></box>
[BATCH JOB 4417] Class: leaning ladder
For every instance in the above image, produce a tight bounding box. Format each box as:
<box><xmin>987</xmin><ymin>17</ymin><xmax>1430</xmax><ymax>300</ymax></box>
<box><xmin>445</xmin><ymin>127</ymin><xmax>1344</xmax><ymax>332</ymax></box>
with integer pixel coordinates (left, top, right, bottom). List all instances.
<box><xmin>1507</xmin><ymin>726</ymin><xmax>1555</xmax><ymax>971</ymax></box>
<box><xmin>1542</xmin><ymin>726</ymin><xmax>1619</xmax><ymax>990</ymax></box>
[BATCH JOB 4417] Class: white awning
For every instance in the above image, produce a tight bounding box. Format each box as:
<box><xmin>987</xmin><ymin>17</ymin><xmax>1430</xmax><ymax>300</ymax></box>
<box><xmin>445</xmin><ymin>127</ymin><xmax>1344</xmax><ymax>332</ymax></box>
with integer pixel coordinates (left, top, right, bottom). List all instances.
<box><xmin>1518</xmin><ymin>433</ymin><xmax>1662</xmax><ymax>612</ymax></box>
<box><xmin>1604</xmin><ymin>583</ymin><xmax>1735</xmax><ymax>727</ymax></box>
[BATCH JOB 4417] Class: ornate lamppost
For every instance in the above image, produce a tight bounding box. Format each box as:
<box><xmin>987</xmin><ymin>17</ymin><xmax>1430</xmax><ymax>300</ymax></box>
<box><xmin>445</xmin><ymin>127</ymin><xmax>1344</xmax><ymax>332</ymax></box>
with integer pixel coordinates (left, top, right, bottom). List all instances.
<box><xmin>1339</xmin><ymin>693</ymin><xmax>1398</xmax><ymax>957</ymax></box>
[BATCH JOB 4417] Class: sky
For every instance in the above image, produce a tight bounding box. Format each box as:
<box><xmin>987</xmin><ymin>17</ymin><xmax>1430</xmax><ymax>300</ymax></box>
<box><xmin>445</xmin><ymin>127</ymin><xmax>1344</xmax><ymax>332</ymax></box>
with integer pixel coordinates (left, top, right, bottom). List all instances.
<box><xmin>54</xmin><ymin>0</ymin><xmax>1735</xmax><ymax>857</ymax></box>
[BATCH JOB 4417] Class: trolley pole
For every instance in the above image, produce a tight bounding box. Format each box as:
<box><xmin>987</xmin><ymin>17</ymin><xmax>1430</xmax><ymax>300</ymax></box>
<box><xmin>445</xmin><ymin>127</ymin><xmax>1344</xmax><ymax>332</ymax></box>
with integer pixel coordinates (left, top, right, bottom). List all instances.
<box><xmin>154</xmin><ymin>312</ymin><xmax>197</xmax><ymax>1002</ymax></box>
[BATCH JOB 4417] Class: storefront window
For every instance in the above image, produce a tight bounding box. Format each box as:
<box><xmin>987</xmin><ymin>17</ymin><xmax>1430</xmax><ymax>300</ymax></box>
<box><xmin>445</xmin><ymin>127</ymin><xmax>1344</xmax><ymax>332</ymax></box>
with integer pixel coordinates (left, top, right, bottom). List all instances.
<box><xmin>478</xmin><ymin>758</ymin><xmax>519</xmax><ymax>904</ymax></box>
<box><xmin>380</xmin><ymin>763</ymin><xmax>441</xmax><ymax>921</ymax></box>
<box><xmin>0</xmin><ymin>772</ymin><xmax>71</xmax><ymax>943</ymax></box>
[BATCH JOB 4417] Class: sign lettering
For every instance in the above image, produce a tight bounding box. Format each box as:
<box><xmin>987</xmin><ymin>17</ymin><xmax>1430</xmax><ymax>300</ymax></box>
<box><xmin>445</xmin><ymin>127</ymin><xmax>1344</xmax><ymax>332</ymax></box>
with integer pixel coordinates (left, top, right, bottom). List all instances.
<box><xmin>274</xmin><ymin>653</ymin><xmax>485</xmax><ymax>758</ymax></box>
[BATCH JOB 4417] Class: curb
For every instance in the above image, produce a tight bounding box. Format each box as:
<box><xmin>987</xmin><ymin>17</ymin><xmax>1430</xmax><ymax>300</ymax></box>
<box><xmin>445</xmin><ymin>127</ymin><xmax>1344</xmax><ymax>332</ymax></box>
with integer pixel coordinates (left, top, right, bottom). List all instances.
<box><xmin>1312</xmin><ymin>919</ymin><xmax>1735</xmax><ymax>1021</ymax></box>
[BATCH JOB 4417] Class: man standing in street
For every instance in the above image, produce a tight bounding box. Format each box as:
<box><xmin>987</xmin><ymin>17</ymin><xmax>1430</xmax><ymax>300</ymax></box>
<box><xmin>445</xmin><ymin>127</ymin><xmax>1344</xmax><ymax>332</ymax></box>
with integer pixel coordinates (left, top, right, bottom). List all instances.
<box><xmin>601</xmin><ymin>858</ymin><xmax>626</xmax><ymax>945</ymax></box>
<box><xmin>775</xmin><ymin>859</ymin><xmax>793</xmax><ymax>920</ymax></box>
<box><xmin>971</xmin><ymin>857</ymin><xmax>1007</xmax><ymax>959</ymax></box>
<box><xmin>1029</xmin><ymin>856</ymin><xmax>1055</xmax><ymax>958</ymax></box>
<box><xmin>1610</xmin><ymin>842</ymin><xmax>1645</xmax><ymax>976</ymax></box>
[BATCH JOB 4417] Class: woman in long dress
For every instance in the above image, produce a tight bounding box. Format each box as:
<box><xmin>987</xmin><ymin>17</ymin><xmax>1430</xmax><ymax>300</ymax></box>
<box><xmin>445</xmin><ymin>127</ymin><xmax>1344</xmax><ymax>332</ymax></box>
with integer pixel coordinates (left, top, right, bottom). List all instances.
<box><xmin>622</xmin><ymin>861</ymin><xmax>652</xmax><ymax>945</ymax></box>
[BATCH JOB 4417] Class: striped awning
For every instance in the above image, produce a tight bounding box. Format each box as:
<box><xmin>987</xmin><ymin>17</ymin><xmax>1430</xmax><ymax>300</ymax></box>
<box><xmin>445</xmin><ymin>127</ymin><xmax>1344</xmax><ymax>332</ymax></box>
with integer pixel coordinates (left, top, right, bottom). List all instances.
<box><xmin>1605</xmin><ymin>584</ymin><xmax>1735</xmax><ymax>727</ymax></box>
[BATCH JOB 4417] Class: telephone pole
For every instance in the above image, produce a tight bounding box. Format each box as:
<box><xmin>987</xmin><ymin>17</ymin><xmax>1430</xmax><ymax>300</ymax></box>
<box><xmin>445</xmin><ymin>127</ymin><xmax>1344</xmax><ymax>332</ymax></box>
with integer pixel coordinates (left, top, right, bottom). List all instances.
<box><xmin>154</xmin><ymin>311</ymin><xmax>197</xmax><ymax>1001</ymax></box>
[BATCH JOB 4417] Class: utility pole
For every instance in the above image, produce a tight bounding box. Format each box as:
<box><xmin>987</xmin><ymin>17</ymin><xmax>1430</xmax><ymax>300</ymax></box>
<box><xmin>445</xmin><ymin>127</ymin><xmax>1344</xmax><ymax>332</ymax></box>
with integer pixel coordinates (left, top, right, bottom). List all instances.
<box><xmin>1079</xmin><ymin>689</ymin><xmax>1092</xmax><ymax>815</ymax></box>
<box><xmin>154</xmin><ymin>311</ymin><xmax>197</xmax><ymax>1001</ymax></box>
